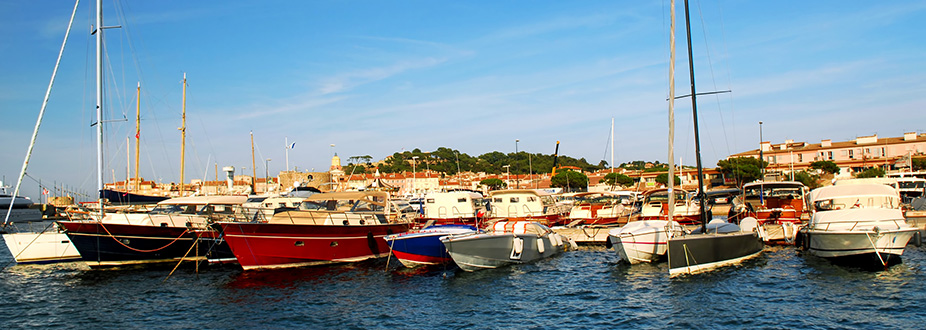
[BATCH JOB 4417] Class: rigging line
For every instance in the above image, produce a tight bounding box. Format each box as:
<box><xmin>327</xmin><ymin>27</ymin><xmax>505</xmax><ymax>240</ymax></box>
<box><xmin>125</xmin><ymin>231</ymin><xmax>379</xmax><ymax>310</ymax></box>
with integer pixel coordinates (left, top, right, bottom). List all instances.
<box><xmin>3</xmin><ymin>0</ymin><xmax>81</xmax><ymax>226</ymax></box>
<box><xmin>694</xmin><ymin>0</ymin><xmax>733</xmax><ymax>159</ymax></box>
<box><xmin>601</xmin><ymin>121</ymin><xmax>612</xmax><ymax>165</ymax></box>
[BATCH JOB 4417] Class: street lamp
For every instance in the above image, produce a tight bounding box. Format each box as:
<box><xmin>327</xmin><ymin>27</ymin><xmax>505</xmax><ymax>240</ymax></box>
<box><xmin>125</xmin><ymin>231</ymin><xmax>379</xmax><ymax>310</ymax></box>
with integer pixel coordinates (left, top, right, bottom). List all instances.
<box><xmin>515</xmin><ymin>139</ymin><xmax>520</xmax><ymax>188</ymax></box>
<box><xmin>412</xmin><ymin>156</ymin><xmax>419</xmax><ymax>194</ymax></box>
<box><xmin>265</xmin><ymin>158</ymin><xmax>271</xmax><ymax>193</ymax></box>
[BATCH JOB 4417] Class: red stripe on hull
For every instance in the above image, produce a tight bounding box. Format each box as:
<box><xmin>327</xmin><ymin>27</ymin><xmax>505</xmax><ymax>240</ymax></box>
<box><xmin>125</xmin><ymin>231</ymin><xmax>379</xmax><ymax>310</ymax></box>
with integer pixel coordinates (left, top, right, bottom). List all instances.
<box><xmin>220</xmin><ymin>222</ymin><xmax>411</xmax><ymax>270</ymax></box>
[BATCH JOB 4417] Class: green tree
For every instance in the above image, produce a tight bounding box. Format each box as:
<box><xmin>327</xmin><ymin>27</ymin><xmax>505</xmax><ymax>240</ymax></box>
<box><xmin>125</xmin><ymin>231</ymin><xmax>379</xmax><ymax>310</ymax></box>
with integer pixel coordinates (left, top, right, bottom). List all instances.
<box><xmin>913</xmin><ymin>158</ymin><xmax>926</xmax><ymax>171</ymax></box>
<box><xmin>855</xmin><ymin>167</ymin><xmax>885</xmax><ymax>178</ymax></box>
<box><xmin>602</xmin><ymin>172</ymin><xmax>633</xmax><ymax>189</ymax></box>
<box><xmin>479</xmin><ymin>178</ymin><xmax>506</xmax><ymax>190</ymax></box>
<box><xmin>551</xmin><ymin>170</ymin><xmax>588</xmax><ymax>192</ymax></box>
<box><xmin>342</xmin><ymin>164</ymin><xmax>367</xmax><ymax>175</ymax></box>
<box><xmin>655</xmin><ymin>173</ymin><xmax>681</xmax><ymax>186</ymax></box>
<box><xmin>810</xmin><ymin>160</ymin><xmax>840</xmax><ymax>174</ymax></box>
<box><xmin>793</xmin><ymin>171</ymin><xmax>821</xmax><ymax>189</ymax></box>
<box><xmin>716</xmin><ymin>157</ymin><xmax>767</xmax><ymax>187</ymax></box>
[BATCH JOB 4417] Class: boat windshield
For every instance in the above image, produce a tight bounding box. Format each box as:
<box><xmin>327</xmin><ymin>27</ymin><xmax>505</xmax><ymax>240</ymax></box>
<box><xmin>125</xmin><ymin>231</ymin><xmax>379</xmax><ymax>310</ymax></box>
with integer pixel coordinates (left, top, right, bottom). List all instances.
<box><xmin>647</xmin><ymin>191</ymin><xmax>687</xmax><ymax>203</ymax></box>
<box><xmin>743</xmin><ymin>186</ymin><xmax>803</xmax><ymax>200</ymax></box>
<box><xmin>150</xmin><ymin>204</ymin><xmax>204</xmax><ymax>215</ymax></box>
<box><xmin>898</xmin><ymin>181</ymin><xmax>926</xmax><ymax>190</ymax></box>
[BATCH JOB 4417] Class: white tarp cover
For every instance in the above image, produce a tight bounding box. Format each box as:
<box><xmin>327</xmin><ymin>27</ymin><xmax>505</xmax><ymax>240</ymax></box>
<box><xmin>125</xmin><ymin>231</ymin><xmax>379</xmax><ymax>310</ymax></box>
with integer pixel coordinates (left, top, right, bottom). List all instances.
<box><xmin>809</xmin><ymin>184</ymin><xmax>899</xmax><ymax>203</ymax></box>
<box><xmin>812</xmin><ymin>207</ymin><xmax>905</xmax><ymax>224</ymax></box>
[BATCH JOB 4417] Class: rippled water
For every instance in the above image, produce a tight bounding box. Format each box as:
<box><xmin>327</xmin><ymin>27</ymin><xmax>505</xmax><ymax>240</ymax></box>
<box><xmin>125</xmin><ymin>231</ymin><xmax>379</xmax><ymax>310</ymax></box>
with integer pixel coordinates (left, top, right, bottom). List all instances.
<box><xmin>1</xmin><ymin>242</ymin><xmax>924</xmax><ymax>329</ymax></box>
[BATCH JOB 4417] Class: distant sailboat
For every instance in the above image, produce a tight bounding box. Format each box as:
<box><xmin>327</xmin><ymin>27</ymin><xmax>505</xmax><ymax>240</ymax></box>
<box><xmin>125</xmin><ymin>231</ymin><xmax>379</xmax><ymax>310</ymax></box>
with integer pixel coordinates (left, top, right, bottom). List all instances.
<box><xmin>664</xmin><ymin>0</ymin><xmax>765</xmax><ymax>277</ymax></box>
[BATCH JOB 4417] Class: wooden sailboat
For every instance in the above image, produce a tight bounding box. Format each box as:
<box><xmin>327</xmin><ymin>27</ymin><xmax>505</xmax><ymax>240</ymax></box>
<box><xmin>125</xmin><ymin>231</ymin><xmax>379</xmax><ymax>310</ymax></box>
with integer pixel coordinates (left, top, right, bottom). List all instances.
<box><xmin>99</xmin><ymin>82</ymin><xmax>169</xmax><ymax>205</ymax></box>
<box><xmin>56</xmin><ymin>1</ymin><xmax>230</xmax><ymax>267</ymax></box>
<box><xmin>665</xmin><ymin>0</ymin><xmax>764</xmax><ymax>277</ymax></box>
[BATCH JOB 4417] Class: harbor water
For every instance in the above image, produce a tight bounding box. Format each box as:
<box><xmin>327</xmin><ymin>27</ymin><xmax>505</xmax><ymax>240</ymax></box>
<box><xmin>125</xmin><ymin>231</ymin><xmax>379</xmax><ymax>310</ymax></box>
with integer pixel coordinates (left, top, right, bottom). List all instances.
<box><xmin>1</xmin><ymin>243</ymin><xmax>924</xmax><ymax>329</ymax></box>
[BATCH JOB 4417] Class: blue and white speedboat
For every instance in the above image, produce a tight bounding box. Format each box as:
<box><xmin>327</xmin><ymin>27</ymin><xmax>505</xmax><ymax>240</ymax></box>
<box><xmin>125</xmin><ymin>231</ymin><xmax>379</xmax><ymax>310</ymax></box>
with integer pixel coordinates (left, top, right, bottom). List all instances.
<box><xmin>385</xmin><ymin>224</ymin><xmax>477</xmax><ymax>268</ymax></box>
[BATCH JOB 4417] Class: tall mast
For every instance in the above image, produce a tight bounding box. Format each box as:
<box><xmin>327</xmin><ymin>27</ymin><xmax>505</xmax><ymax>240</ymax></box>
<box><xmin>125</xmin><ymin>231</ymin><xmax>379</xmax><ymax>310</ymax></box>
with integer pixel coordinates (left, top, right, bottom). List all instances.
<box><xmin>683</xmin><ymin>0</ymin><xmax>707</xmax><ymax>233</ymax></box>
<box><xmin>95</xmin><ymin>0</ymin><xmax>105</xmax><ymax>220</ymax></box>
<box><xmin>667</xmin><ymin>0</ymin><xmax>676</xmax><ymax>222</ymax></box>
<box><xmin>134</xmin><ymin>82</ymin><xmax>140</xmax><ymax>191</ymax></box>
<box><xmin>179</xmin><ymin>73</ymin><xmax>187</xmax><ymax>196</ymax></box>
<box><xmin>610</xmin><ymin>117</ymin><xmax>614</xmax><ymax>175</ymax></box>
<box><xmin>250</xmin><ymin>131</ymin><xmax>257</xmax><ymax>193</ymax></box>
<box><xmin>125</xmin><ymin>136</ymin><xmax>129</xmax><ymax>190</ymax></box>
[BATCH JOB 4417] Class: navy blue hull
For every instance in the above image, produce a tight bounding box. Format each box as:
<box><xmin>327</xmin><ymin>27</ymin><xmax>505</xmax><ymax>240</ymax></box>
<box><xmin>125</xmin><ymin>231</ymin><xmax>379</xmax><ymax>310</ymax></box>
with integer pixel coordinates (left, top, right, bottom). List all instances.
<box><xmin>59</xmin><ymin>220</ymin><xmax>209</xmax><ymax>267</ymax></box>
<box><xmin>100</xmin><ymin>189</ymin><xmax>170</xmax><ymax>205</ymax></box>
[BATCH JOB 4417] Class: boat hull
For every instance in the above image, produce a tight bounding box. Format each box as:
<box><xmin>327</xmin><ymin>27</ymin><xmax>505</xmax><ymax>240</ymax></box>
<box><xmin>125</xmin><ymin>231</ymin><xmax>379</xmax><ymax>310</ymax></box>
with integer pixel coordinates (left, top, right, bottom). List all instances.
<box><xmin>608</xmin><ymin>220</ymin><xmax>677</xmax><ymax>264</ymax></box>
<box><xmin>219</xmin><ymin>222</ymin><xmax>411</xmax><ymax>270</ymax></box>
<box><xmin>440</xmin><ymin>232</ymin><xmax>563</xmax><ymax>271</ymax></box>
<box><xmin>2</xmin><ymin>229</ymin><xmax>81</xmax><ymax>264</ymax></box>
<box><xmin>58</xmin><ymin>220</ymin><xmax>208</xmax><ymax>268</ymax></box>
<box><xmin>667</xmin><ymin>231</ymin><xmax>764</xmax><ymax>277</ymax></box>
<box><xmin>100</xmin><ymin>189</ymin><xmax>169</xmax><ymax>205</ymax></box>
<box><xmin>804</xmin><ymin>229</ymin><xmax>917</xmax><ymax>266</ymax></box>
<box><xmin>385</xmin><ymin>224</ymin><xmax>477</xmax><ymax>267</ymax></box>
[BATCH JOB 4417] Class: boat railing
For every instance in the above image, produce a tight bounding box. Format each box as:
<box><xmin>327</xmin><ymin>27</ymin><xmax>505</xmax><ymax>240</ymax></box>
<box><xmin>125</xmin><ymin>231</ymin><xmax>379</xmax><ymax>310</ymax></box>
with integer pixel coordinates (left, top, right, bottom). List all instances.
<box><xmin>268</xmin><ymin>210</ymin><xmax>387</xmax><ymax>225</ymax></box>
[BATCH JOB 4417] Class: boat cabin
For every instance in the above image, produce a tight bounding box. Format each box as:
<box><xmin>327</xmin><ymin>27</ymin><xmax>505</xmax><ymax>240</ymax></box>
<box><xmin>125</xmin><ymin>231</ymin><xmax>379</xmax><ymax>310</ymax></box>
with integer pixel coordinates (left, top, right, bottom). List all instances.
<box><xmin>422</xmin><ymin>191</ymin><xmax>486</xmax><ymax>219</ymax></box>
<box><xmin>488</xmin><ymin>189</ymin><xmax>565</xmax><ymax>219</ymax></box>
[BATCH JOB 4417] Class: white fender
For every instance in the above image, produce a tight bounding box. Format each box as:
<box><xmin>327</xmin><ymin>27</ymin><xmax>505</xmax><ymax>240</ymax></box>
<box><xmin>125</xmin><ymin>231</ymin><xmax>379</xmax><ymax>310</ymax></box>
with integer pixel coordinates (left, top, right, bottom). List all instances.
<box><xmin>552</xmin><ymin>233</ymin><xmax>563</xmax><ymax>246</ymax></box>
<box><xmin>782</xmin><ymin>222</ymin><xmax>795</xmax><ymax>243</ymax></box>
<box><xmin>509</xmin><ymin>237</ymin><xmax>524</xmax><ymax>260</ymax></box>
<box><xmin>537</xmin><ymin>237</ymin><xmax>546</xmax><ymax>254</ymax></box>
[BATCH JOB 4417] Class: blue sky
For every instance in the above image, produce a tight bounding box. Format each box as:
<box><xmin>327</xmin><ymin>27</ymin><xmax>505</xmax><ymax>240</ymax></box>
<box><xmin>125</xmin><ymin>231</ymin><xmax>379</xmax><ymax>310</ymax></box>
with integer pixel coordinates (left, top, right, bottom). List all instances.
<box><xmin>2</xmin><ymin>0</ymin><xmax>925</xmax><ymax>200</ymax></box>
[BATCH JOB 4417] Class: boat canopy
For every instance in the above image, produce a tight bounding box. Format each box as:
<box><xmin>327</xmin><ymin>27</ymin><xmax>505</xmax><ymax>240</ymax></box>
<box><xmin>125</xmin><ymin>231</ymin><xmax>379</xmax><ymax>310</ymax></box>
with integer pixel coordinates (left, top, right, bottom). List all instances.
<box><xmin>158</xmin><ymin>195</ymin><xmax>248</xmax><ymax>205</ymax></box>
<box><xmin>489</xmin><ymin>189</ymin><xmax>550</xmax><ymax>197</ymax></box>
<box><xmin>491</xmin><ymin>221</ymin><xmax>550</xmax><ymax>235</ymax></box>
<box><xmin>742</xmin><ymin>181</ymin><xmax>806</xmax><ymax>190</ymax></box>
<box><xmin>304</xmin><ymin>191</ymin><xmax>389</xmax><ymax>202</ymax></box>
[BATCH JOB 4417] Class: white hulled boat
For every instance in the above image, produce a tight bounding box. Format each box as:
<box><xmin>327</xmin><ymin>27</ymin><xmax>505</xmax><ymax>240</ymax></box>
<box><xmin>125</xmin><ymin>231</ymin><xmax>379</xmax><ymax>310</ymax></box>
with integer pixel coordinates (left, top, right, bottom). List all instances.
<box><xmin>798</xmin><ymin>184</ymin><xmax>918</xmax><ymax>268</ymax></box>
<box><xmin>607</xmin><ymin>220</ymin><xmax>683</xmax><ymax>264</ymax></box>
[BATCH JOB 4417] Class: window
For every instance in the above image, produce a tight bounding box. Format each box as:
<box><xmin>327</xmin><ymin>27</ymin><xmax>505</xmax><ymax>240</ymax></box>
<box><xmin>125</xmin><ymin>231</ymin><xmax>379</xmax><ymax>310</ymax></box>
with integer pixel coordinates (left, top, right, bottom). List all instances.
<box><xmin>457</xmin><ymin>198</ymin><xmax>466</xmax><ymax>203</ymax></box>
<box><xmin>798</xmin><ymin>154</ymin><xmax>803</xmax><ymax>162</ymax></box>
<box><xmin>848</xmin><ymin>150</ymin><xmax>854</xmax><ymax>159</ymax></box>
<box><xmin>493</xmin><ymin>198</ymin><xmax>502</xmax><ymax>203</ymax></box>
<box><xmin>427</xmin><ymin>198</ymin><xmax>435</xmax><ymax>203</ymax></box>
<box><xmin>509</xmin><ymin>197</ymin><xmax>519</xmax><ymax>203</ymax></box>
<box><xmin>827</xmin><ymin>151</ymin><xmax>833</xmax><ymax>160</ymax></box>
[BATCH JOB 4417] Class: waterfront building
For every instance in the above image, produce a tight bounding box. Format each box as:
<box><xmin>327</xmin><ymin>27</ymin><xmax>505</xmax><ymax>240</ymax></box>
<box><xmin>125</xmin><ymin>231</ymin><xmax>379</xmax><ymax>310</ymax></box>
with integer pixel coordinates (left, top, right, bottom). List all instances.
<box><xmin>727</xmin><ymin>132</ymin><xmax>926</xmax><ymax>179</ymax></box>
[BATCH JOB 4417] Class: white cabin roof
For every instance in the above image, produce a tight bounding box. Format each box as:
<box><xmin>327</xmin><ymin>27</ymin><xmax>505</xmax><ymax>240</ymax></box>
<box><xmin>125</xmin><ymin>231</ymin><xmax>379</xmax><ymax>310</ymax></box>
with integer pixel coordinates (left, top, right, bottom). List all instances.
<box><xmin>159</xmin><ymin>195</ymin><xmax>248</xmax><ymax>205</ymax></box>
<box><xmin>809</xmin><ymin>184</ymin><xmax>899</xmax><ymax>203</ymax></box>
<box><xmin>489</xmin><ymin>189</ymin><xmax>550</xmax><ymax>197</ymax></box>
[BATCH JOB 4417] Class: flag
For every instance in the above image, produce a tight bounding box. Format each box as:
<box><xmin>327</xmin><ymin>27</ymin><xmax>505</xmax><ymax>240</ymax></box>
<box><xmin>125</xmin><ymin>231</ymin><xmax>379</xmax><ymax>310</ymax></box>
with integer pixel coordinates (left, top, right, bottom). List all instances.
<box><xmin>136</xmin><ymin>130</ymin><xmax>140</xmax><ymax>139</ymax></box>
<box><xmin>289</xmin><ymin>142</ymin><xmax>296</xmax><ymax>149</ymax></box>
<box><xmin>42</xmin><ymin>188</ymin><xmax>49</xmax><ymax>195</ymax></box>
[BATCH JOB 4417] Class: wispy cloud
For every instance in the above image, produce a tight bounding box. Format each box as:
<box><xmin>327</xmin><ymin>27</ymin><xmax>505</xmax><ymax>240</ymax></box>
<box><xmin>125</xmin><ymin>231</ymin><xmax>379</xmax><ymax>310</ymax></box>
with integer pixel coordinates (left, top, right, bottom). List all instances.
<box><xmin>316</xmin><ymin>57</ymin><xmax>447</xmax><ymax>95</ymax></box>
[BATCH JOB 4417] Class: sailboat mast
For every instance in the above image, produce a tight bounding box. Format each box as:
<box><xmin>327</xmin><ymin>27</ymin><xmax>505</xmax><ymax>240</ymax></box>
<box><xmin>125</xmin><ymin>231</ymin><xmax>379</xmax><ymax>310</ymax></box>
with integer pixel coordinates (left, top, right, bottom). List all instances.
<box><xmin>134</xmin><ymin>82</ymin><xmax>140</xmax><ymax>191</ymax></box>
<box><xmin>667</xmin><ymin>0</ymin><xmax>676</xmax><ymax>222</ymax></box>
<box><xmin>95</xmin><ymin>0</ymin><xmax>105</xmax><ymax>219</ymax></box>
<box><xmin>125</xmin><ymin>136</ymin><xmax>129</xmax><ymax>190</ymax></box>
<box><xmin>179</xmin><ymin>73</ymin><xmax>187</xmax><ymax>196</ymax></box>
<box><xmin>610</xmin><ymin>117</ymin><xmax>614</xmax><ymax>175</ymax></box>
<box><xmin>683</xmin><ymin>0</ymin><xmax>707</xmax><ymax>233</ymax></box>
<box><xmin>251</xmin><ymin>131</ymin><xmax>257</xmax><ymax>193</ymax></box>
